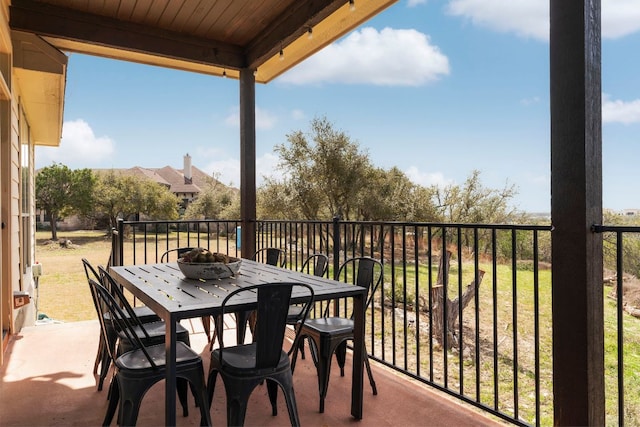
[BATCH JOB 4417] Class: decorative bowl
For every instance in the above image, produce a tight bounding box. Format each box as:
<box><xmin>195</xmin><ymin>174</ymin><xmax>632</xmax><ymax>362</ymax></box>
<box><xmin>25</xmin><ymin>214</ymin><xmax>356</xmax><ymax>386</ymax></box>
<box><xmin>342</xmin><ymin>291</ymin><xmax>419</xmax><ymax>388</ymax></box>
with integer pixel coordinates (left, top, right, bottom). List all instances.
<box><xmin>177</xmin><ymin>257</ymin><xmax>242</xmax><ymax>280</ymax></box>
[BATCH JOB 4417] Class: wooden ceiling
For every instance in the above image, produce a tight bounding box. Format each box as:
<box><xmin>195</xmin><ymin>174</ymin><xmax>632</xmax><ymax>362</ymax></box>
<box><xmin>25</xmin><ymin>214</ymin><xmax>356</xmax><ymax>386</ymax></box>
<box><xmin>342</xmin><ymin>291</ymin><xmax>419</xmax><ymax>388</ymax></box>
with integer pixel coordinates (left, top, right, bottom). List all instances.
<box><xmin>10</xmin><ymin>0</ymin><xmax>397</xmax><ymax>83</ymax></box>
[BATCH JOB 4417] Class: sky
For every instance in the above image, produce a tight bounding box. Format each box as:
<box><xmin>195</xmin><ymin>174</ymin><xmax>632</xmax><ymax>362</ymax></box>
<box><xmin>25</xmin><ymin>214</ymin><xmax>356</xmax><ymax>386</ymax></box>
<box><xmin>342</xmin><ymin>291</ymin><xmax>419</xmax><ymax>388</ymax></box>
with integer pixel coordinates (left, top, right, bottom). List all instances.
<box><xmin>36</xmin><ymin>0</ymin><xmax>640</xmax><ymax>214</ymax></box>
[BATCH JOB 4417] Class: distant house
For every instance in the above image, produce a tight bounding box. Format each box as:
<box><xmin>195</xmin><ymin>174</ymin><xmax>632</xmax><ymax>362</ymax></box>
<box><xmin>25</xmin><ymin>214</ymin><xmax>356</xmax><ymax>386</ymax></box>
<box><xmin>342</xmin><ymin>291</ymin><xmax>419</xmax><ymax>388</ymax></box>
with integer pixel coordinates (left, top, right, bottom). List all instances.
<box><xmin>38</xmin><ymin>154</ymin><xmax>225</xmax><ymax>229</ymax></box>
<box><xmin>96</xmin><ymin>154</ymin><xmax>219</xmax><ymax>211</ymax></box>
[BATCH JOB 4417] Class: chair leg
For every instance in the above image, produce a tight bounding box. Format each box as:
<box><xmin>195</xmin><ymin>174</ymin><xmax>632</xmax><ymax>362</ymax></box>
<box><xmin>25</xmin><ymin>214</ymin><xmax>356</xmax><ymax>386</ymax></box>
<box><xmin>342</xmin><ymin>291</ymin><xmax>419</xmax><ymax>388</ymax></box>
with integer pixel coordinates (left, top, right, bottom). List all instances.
<box><xmin>186</xmin><ymin>365</ymin><xmax>212</xmax><ymax>427</ymax></box>
<box><xmin>266</xmin><ymin>379</ymin><xmax>279</xmax><ymax>416</ymax></box>
<box><xmin>299</xmin><ymin>339</ymin><xmax>306</xmax><ymax>359</ymax></box>
<box><xmin>97</xmin><ymin>345</ymin><xmax>112</xmax><ymax>391</ymax></box>
<box><xmin>280</xmin><ymin>377</ymin><xmax>301</xmax><ymax>427</ymax></box>
<box><xmin>177</xmin><ymin>378</ymin><xmax>189</xmax><ymax>417</ymax></box>
<box><xmin>206</xmin><ymin>370</ymin><xmax>218</xmax><ymax>408</ymax></box>
<box><xmin>225</xmin><ymin>388</ymin><xmax>252</xmax><ymax>427</ymax></box>
<box><xmin>336</xmin><ymin>341</ymin><xmax>347</xmax><ymax>377</ymax></box>
<box><xmin>103</xmin><ymin>376</ymin><xmax>119</xmax><ymax>426</ymax></box>
<box><xmin>364</xmin><ymin>353</ymin><xmax>378</xmax><ymax>395</ymax></box>
<box><xmin>314</xmin><ymin>341</ymin><xmax>333</xmax><ymax>413</ymax></box>
<box><xmin>93</xmin><ymin>334</ymin><xmax>103</xmax><ymax>375</ymax></box>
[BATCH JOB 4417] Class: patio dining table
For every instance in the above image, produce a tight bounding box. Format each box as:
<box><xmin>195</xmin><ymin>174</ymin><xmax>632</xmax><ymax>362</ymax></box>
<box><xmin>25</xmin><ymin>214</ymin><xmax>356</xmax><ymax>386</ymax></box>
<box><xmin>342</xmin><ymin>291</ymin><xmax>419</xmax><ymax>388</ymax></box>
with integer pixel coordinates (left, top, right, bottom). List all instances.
<box><xmin>109</xmin><ymin>258</ymin><xmax>367</xmax><ymax>426</ymax></box>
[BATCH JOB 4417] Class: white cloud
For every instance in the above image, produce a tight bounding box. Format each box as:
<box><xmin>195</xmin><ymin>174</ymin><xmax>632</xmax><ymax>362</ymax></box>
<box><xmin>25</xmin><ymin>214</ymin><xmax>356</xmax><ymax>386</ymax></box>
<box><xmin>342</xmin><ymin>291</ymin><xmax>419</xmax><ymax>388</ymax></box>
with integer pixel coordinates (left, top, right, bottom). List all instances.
<box><xmin>404</xmin><ymin>166</ymin><xmax>452</xmax><ymax>188</ymax></box>
<box><xmin>407</xmin><ymin>0</ymin><xmax>428</xmax><ymax>7</ymax></box>
<box><xmin>280</xmin><ymin>27</ymin><xmax>450</xmax><ymax>86</ymax></box>
<box><xmin>36</xmin><ymin>119</ymin><xmax>114</xmax><ymax>168</ymax></box>
<box><xmin>603</xmin><ymin>94</ymin><xmax>640</xmax><ymax>124</ymax></box>
<box><xmin>224</xmin><ymin>106</ymin><xmax>278</xmax><ymax>129</ymax></box>
<box><xmin>445</xmin><ymin>0</ymin><xmax>640</xmax><ymax>41</ymax></box>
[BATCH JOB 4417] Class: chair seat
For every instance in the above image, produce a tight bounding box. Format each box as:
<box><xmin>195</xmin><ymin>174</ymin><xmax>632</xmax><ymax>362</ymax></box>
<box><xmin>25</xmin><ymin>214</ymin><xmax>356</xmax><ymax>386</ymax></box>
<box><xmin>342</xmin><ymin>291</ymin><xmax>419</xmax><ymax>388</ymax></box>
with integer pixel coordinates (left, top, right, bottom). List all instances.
<box><xmin>303</xmin><ymin>317</ymin><xmax>354</xmax><ymax>335</ymax></box>
<box><xmin>104</xmin><ymin>305</ymin><xmax>160</xmax><ymax>324</ymax></box>
<box><xmin>116</xmin><ymin>341</ymin><xmax>201</xmax><ymax>371</ymax></box>
<box><xmin>117</xmin><ymin>321</ymin><xmax>190</xmax><ymax>353</ymax></box>
<box><xmin>212</xmin><ymin>343</ymin><xmax>290</xmax><ymax>376</ymax></box>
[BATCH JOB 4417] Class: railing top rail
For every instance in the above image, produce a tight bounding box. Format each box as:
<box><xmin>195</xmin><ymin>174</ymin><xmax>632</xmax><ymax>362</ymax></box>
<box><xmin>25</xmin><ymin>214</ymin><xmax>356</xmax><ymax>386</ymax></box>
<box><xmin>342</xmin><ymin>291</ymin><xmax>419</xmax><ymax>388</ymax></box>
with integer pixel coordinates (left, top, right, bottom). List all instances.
<box><xmin>592</xmin><ymin>224</ymin><xmax>640</xmax><ymax>233</ymax></box>
<box><xmin>119</xmin><ymin>218</ymin><xmax>241</xmax><ymax>225</ymax></box>
<box><xmin>240</xmin><ymin>218</ymin><xmax>553</xmax><ymax>231</ymax></box>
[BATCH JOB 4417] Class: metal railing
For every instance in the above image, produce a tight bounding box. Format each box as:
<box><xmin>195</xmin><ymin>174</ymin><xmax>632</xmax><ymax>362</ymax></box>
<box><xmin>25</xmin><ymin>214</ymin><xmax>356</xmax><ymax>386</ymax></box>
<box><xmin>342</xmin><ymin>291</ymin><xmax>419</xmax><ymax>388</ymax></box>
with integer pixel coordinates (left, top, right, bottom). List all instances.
<box><xmin>592</xmin><ymin>224</ymin><xmax>640</xmax><ymax>427</ymax></box>
<box><xmin>111</xmin><ymin>218</ymin><xmax>634</xmax><ymax>426</ymax></box>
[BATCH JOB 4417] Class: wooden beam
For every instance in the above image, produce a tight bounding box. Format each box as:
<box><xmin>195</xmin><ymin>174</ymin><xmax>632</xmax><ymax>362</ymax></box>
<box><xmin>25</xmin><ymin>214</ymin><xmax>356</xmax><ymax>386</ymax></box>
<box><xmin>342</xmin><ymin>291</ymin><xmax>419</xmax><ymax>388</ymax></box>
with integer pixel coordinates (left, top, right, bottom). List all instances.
<box><xmin>245</xmin><ymin>0</ymin><xmax>344</xmax><ymax>69</ymax></box>
<box><xmin>9</xmin><ymin>0</ymin><xmax>245</xmax><ymax>69</ymax></box>
<box><xmin>550</xmin><ymin>0</ymin><xmax>604</xmax><ymax>425</ymax></box>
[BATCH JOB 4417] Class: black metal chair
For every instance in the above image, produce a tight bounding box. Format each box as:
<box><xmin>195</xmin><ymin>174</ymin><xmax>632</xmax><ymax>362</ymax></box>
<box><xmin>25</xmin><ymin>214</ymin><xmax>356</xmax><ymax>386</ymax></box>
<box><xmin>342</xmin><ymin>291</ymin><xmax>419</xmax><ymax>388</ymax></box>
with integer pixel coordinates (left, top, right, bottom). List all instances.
<box><xmin>88</xmin><ymin>277</ymin><xmax>212</xmax><ymax>426</ymax></box>
<box><xmin>252</xmin><ymin>247</ymin><xmax>286</xmax><ymax>267</ymax></box>
<box><xmin>96</xmin><ymin>266</ymin><xmax>195</xmax><ymax>410</ymax></box>
<box><xmin>286</xmin><ymin>254</ymin><xmax>329</xmax><ymax>359</ymax></box>
<box><xmin>206</xmin><ymin>282</ymin><xmax>314</xmax><ymax>426</ymax></box>
<box><xmin>291</xmin><ymin>256</ymin><xmax>382</xmax><ymax>413</ymax></box>
<box><xmin>82</xmin><ymin>258</ymin><xmax>160</xmax><ymax>391</ymax></box>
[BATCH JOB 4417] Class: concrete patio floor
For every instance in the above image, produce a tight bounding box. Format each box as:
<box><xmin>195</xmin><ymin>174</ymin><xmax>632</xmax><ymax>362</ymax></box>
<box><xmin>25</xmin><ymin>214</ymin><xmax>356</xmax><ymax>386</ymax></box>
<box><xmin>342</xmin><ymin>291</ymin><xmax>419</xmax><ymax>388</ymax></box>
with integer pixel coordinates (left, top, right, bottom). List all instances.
<box><xmin>0</xmin><ymin>318</ymin><xmax>507</xmax><ymax>426</ymax></box>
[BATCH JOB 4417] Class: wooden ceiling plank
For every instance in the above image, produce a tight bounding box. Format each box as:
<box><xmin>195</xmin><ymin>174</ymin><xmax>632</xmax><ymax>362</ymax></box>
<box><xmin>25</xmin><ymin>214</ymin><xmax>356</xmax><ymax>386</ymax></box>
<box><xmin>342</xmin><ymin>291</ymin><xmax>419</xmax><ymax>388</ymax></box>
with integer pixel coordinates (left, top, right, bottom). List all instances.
<box><xmin>10</xmin><ymin>0</ymin><xmax>245</xmax><ymax>69</ymax></box>
<box><xmin>115</xmin><ymin>0</ymin><xmax>137</xmax><ymax>20</ymax></box>
<box><xmin>130</xmin><ymin>0</ymin><xmax>154</xmax><ymax>22</ymax></box>
<box><xmin>156</xmin><ymin>0</ymin><xmax>186</xmax><ymax>29</ymax></box>
<box><xmin>139</xmin><ymin>0</ymin><xmax>171</xmax><ymax>26</ymax></box>
<box><xmin>171</xmin><ymin>0</ymin><xmax>209</xmax><ymax>34</ymax></box>
<box><xmin>184</xmin><ymin>0</ymin><xmax>219</xmax><ymax>38</ymax></box>
<box><xmin>223</xmin><ymin>1</ymin><xmax>280</xmax><ymax>42</ymax></box>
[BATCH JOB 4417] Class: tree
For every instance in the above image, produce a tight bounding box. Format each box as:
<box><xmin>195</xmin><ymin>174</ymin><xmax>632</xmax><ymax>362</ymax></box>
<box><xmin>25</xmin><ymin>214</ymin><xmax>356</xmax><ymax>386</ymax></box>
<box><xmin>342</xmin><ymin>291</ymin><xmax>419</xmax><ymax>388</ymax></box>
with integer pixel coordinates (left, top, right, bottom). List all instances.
<box><xmin>267</xmin><ymin>116</ymin><xmax>374</xmax><ymax>220</ymax></box>
<box><xmin>93</xmin><ymin>170</ymin><xmax>180</xmax><ymax>229</ymax></box>
<box><xmin>436</xmin><ymin>170</ymin><xmax>519</xmax><ymax>224</ymax></box>
<box><xmin>183</xmin><ymin>180</ymin><xmax>239</xmax><ymax>220</ymax></box>
<box><xmin>435</xmin><ymin>170</ymin><xmax>522</xmax><ymax>255</ymax></box>
<box><xmin>359</xmin><ymin>166</ymin><xmax>439</xmax><ymax>222</ymax></box>
<box><xmin>36</xmin><ymin>163</ymin><xmax>95</xmax><ymax>240</ymax></box>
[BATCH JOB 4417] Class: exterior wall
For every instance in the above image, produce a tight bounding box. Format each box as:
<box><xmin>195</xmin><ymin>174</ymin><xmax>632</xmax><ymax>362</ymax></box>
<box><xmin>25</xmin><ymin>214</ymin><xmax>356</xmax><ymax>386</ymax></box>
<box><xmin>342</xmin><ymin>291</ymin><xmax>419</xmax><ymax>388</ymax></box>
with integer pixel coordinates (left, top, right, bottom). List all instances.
<box><xmin>0</xmin><ymin>0</ymin><xmax>40</xmax><ymax>364</ymax></box>
<box><xmin>16</xmin><ymin>106</ymin><xmax>37</xmax><ymax>329</ymax></box>
<box><xmin>8</xmin><ymin>95</ymin><xmax>23</xmax><ymax>329</ymax></box>
<box><xmin>0</xmin><ymin>0</ymin><xmax>11</xmax><ymax>365</ymax></box>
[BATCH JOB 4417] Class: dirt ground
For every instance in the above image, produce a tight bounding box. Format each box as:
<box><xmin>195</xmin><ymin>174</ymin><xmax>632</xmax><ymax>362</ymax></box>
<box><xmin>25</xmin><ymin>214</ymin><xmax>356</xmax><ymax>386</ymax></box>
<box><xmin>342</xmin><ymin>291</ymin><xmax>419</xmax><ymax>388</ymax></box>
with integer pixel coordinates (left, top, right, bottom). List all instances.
<box><xmin>604</xmin><ymin>269</ymin><xmax>640</xmax><ymax>317</ymax></box>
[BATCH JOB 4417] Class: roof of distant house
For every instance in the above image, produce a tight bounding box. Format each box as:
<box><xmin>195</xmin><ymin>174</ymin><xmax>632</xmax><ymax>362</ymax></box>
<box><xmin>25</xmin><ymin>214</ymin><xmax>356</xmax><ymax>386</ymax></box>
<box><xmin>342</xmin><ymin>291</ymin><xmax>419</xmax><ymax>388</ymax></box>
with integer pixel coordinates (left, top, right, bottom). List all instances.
<box><xmin>92</xmin><ymin>164</ymin><xmax>222</xmax><ymax>196</ymax></box>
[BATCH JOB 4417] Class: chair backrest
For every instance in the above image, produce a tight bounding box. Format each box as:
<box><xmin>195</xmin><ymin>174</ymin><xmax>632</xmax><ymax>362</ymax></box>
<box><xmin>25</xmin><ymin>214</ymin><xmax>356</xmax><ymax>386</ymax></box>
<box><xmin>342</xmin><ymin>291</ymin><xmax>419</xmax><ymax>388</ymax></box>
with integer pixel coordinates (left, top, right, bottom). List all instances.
<box><xmin>252</xmin><ymin>247</ymin><xmax>286</xmax><ymax>267</ymax></box>
<box><xmin>300</xmin><ymin>253</ymin><xmax>328</xmax><ymax>277</ymax></box>
<box><xmin>217</xmin><ymin>282</ymin><xmax>314</xmax><ymax>369</ymax></box>
<box><xmin>82</xmin><ymin>258</ymin><xmax>101</xmax><ymax>284</ymax></box>
<box><xmin>87</xmin><ymin>277</ymin><xmax>157</xmax><ymax>368</ymax></box>
<box><xmin>97</xmin><ymin>265</ymin><xmax>152</xmax><ymax>341</ymax></box>
<box><xmin>332</xmin><ymin>257</ymin><xmax>383</xmax><ymax>317</ymax></box>
<box><xmin>160</xmin><ymin>247</ymin><xmax>195</xmax><ymax>262</ymax></box>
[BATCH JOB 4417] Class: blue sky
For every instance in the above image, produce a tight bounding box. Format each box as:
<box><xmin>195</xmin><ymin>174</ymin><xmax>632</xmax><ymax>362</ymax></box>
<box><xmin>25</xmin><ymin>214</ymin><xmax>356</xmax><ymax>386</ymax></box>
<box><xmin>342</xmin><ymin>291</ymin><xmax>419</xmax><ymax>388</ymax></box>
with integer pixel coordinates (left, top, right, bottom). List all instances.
<box><xmin>36</xmin><ymin>0</ymin><xmax>640</xmax><ymax>214</ymax></box>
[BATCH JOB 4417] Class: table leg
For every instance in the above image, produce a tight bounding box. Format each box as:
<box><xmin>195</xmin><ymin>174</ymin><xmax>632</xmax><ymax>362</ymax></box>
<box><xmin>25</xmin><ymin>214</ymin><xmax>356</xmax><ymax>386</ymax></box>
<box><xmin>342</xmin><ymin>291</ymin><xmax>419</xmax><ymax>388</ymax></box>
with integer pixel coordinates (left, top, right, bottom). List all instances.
<box><xmin>351</xmin><ymin>291</ymin><xmax>365</xmax><ymax>419</ymax></box>
<box><xmin>165</xmin><ymin>315</ymin><xmax>178</xmax><ymax>425</ymax></box>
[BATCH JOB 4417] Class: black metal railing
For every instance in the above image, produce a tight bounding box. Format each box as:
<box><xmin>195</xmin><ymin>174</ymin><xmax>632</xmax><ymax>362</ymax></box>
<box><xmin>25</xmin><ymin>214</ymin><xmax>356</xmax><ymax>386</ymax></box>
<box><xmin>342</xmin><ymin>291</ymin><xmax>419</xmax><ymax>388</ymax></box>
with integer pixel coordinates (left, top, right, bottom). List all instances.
<box><xmin>111</xmin><ymin>218</ymin><xmax>633</xmax><ymax>426</ymax></box>
<box><xmin>592</xmin><ymin>224</ymin><xmax>640</xmax><ymax>427</ymax></box>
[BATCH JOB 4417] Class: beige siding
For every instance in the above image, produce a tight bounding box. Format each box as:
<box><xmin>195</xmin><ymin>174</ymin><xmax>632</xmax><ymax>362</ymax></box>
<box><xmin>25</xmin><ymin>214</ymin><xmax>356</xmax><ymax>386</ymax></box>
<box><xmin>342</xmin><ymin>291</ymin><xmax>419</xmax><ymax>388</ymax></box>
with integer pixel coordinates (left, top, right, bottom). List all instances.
<box><xmin>0</xmin><ymin>0</ymin><xmax>11</xmax><ymax>366</ymax></box>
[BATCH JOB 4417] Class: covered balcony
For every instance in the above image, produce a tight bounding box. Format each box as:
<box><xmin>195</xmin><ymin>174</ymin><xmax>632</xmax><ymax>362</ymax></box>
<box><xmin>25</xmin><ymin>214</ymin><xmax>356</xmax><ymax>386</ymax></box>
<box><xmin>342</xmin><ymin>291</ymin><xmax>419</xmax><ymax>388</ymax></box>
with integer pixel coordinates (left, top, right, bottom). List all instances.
<box><xmin>3</xmin><ymin>1</ymin><xmax>614</xmax><ymax>426</ymax></box>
